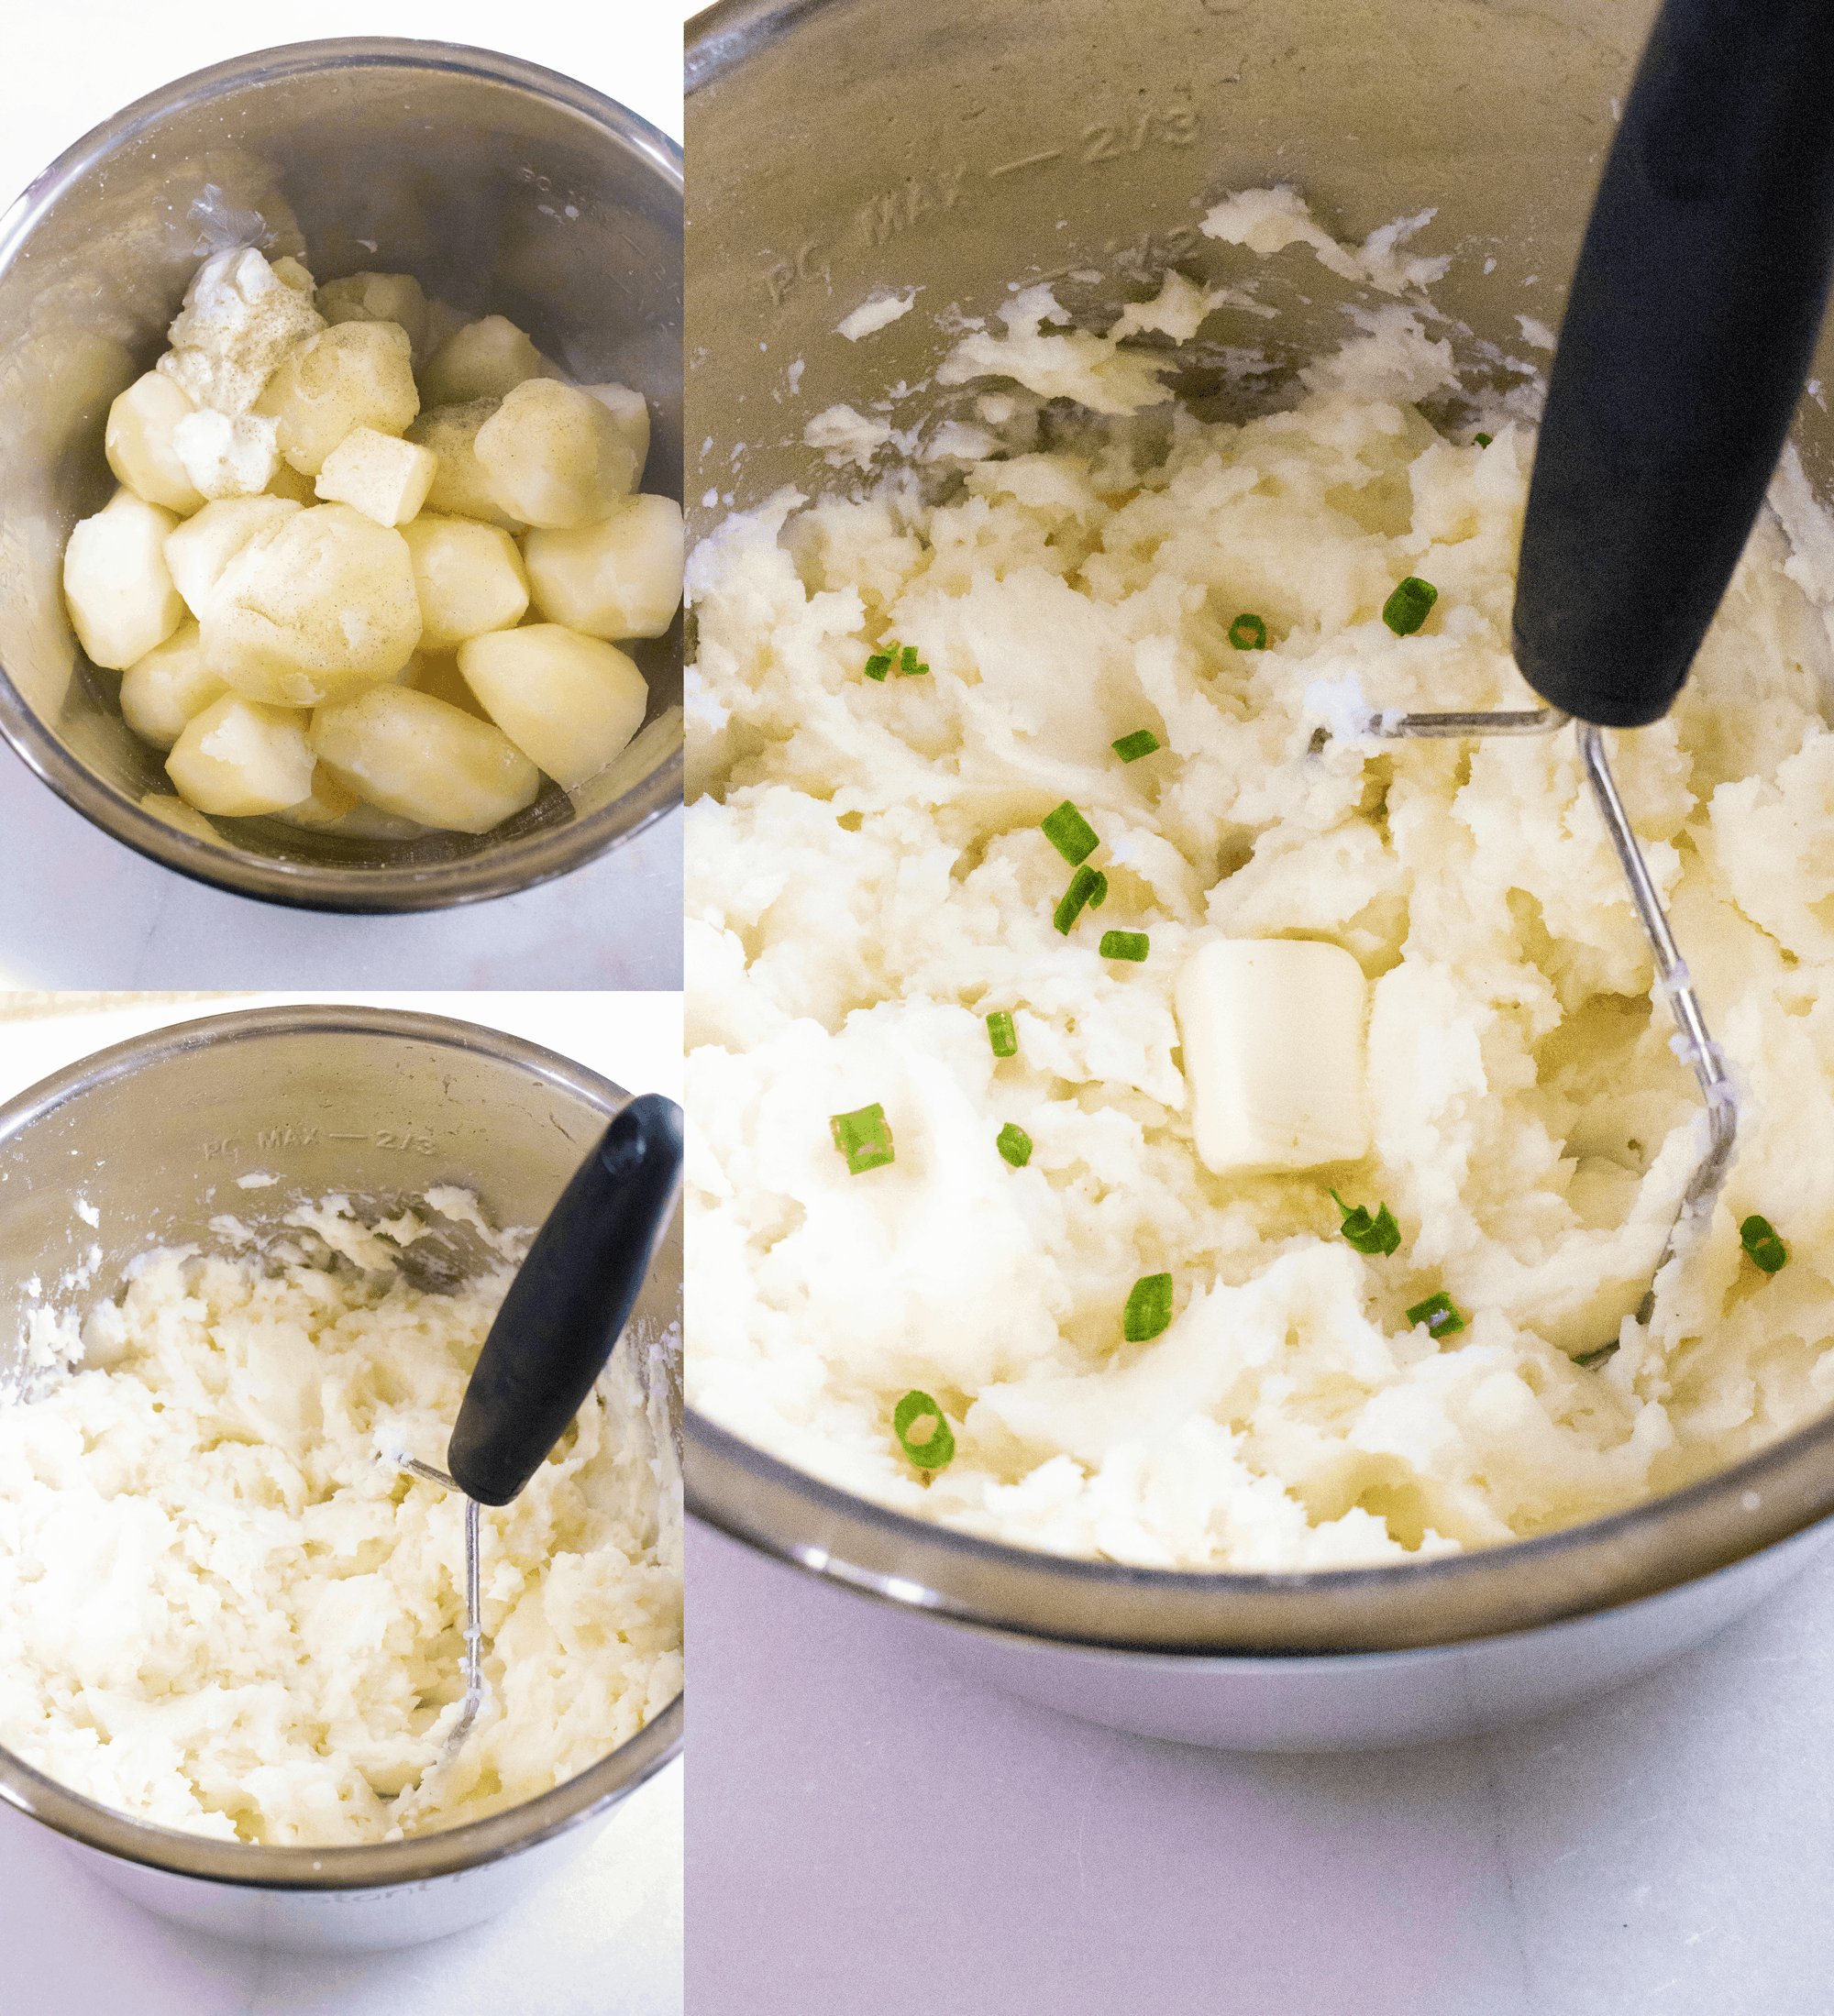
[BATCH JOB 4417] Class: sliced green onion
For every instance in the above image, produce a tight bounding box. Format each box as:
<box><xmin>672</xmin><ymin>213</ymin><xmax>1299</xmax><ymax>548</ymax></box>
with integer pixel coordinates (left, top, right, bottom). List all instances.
<box><xmin>1405</xmin><ymin>1289</ymin><xmax>1465</xmax><ymax>1338</ymax></box>
<box><xmin>1041</xmin><ymin>800</ymin><xmax>1099</xmax><ymax>865</ymax></box>
<box><xmin>899</xmin><ymin>644</ymin><xmax>929</xmax><ymax>677</ymax></box>
<box><xmin>1330</xmin><ymin>1190</ymin><xmax>1400</xmax><ymax>1257</ymax></box>
<box><xmin>1574</xmin><ymin>1341</ymin><xmax>1618</xmax><ymax>1369</ymax></box>
<box><xmin>1112</xmin><ymin>729</ymin><xmax>1162</xmax><ymax>762</ymax></box>
<box><xmin>1740</xmin><ymin>1214</ymin><xmax>1788</xmax><ymax>1273</ymax></box>
<box><xmin>1099</xmin><ymin>930</ymin><xmax>1149</xmax><ymax>962</ymax></box>
<box><xmin>1054</xmin><ymin>863</ymin><xmax>1105</xmax><ymax>934</ymax></box>
<box><xmin>1228</xmin><ymin>611</ymin><xmax>1268</xmax><ymax>651</ymax></box>
<box><xmin>1474</xmin><ymin>432</ymin><xmax>1493</xmax><ymax>447</ymax></box>
<box><xmin>864</xmin><ymin>652</ymin><xmax>894</xmax><ymax>681</ymax></box>
<box><xmin>1123</xmin><ymin>1272</ymin><xmax>1174</xmax><ymax>1342</ymax></box>
<box><xmin>1382</xmin><ymin>577</ymin><xmax>1438</xmax><ymax>636</ymax></box>
<box><xmin>893</xmin><ymin>1389</ymin><xmax>956</xmax><ymax>1471</ymax></box>
<box><xmin>987</xmin><ymin>1010</ymin><xmax>1018</xmax><ymax>1059</ymax></box>
<box><xmin>997</xmin><ymin>1122</ymin><xmax>1033</xmax><ymax>1167</ymax></box>
<box><xmin>830</xmin><ymin>1102</ymin><xmax>895</xmax><ymax>1174</ymax></box>
<box><xmin>1088</xmin><ymin>871</ymin><xmax>1109</xmax><ymax>910</ymax></box>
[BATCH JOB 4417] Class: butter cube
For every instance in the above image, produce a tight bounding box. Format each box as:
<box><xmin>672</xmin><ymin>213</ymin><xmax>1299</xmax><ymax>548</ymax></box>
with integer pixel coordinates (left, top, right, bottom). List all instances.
<box><xmin>1175</xmin><ymin>939</ymin><xmax>1370</xmax><ymax>1173</ymax></box>
<box><xmin>315</xmin><ymin>426</ymin><xmax>438</xmax><ymax>526</ymax></box>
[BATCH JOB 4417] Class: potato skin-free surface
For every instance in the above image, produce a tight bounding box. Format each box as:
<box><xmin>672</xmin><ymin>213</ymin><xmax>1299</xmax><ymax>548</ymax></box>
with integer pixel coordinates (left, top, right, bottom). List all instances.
<box><xmin>309</xmin><ymin>685</ymin><xmax>541</xmax><ymax>832</ymax></box>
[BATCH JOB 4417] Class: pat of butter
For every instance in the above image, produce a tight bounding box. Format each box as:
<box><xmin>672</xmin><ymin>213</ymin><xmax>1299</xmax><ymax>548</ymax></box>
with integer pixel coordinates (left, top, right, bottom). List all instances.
<box><xmin>1175</xmin><ymin>939</ymin><xmax>1371</xmax><ymax>1173</ymax></box>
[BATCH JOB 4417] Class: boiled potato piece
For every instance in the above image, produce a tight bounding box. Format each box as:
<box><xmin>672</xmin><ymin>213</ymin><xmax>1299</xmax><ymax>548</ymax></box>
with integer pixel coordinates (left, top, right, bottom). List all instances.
<box><xmin>63</xmin><ymin>489</ymin><xmax>185</xmax><ymax>670</ymax></box>
<box><xmin>254</xmin><ymin>321</ymin><xmax>419</xmax><ymax>476</ymax></box>
<box><xmin>317</xmin><ymin>271</ymin><xmax>431</xmax><ymax>361</ymax></box>
<box><xmin>204</xmin><ymin>503</ymin><xmax>422</xmax><ymax>707</ymax></box>
<box><xmin>105</xmin><ymin>372</ymin><xmax>206</xmax><ymax>515</ymax></box>
<box><xmin>475</xmin><ymin>380</ymin><xmax>637</xmax><ymax>529</ymax></box>
<box><xmin>405</xmin><ymin>400</ymin><xmax>525</xmax><ymax>530</ymax></box>
<box><xmin>164</xmin><ymin>496</ymin><xmax>301</xmax><ymax>620</ymax></box>
<box><xmin>524</xmin><ymin>495</ymin><xmax>683</xmax><ymax>639</ymax></box>
<box><xmin>402</xmin><ymin>515</ymin><xmax>529</xmax><ymax>650</ymax></box>
<box><xmin>315</xmin><ymin>426</ymin><xmax>437</xmax><ymax>526</ymax></box>
<box><xmin>272</xmin><ymin>762</ymin><xmax>360</xmax><ymax>829</ymax></box>
<box><xmin>419</xmin><ymin>314</ymin><xmax>558</xmax><ymax>405</ymax></box>
<box><xmin>119</xmin><ymin>622</ymin><xmax>230</xmax><ymax>750</ymax></box>
<box><xmin>458</xmin><ymin>624</ymin><xmax>647</xmax><ymax>789</ymax></box>
<box><xmin>140</xmin><ymin>792</ymin><xmax>221</xmax><ymax>843</ymax></box>
<box><xmin>309</xmin><ymin>686</ymin><xmax>540</xmax><ymax>832</ymax></box>
<box><xmin>166</xmin><ymin>694</ymin><xmax>315</xmax><ymax>815</ymax></box>
<box><xmin>581</xmin><ymin>383</ymin><xmax>650</xmax><ymax>481</ymax></box>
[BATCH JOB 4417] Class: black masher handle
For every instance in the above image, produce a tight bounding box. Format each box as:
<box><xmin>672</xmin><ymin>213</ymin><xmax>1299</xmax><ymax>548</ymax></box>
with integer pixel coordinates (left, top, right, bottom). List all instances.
<box><xmin>1512</xmin><ymin>0</ymin><xmax>1834</xmax><ymax>729</ymax></box>
<box><xmin>447</xmin><ymin>1094</ymin><xmax>685</xmax><ymax>1506</ymax></box>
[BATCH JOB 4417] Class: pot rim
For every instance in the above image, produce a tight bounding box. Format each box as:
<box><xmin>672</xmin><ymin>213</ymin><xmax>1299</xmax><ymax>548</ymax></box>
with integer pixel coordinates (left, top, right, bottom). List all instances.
<box><xmin>0</xmin><ymin>37</ymin><xmax>683</xmax><ymax>916</ymax></box>
<box><xmin>0</xmin><ymin>1003</ymin><xmax>684</xmax><ymax>1889</ymax></box>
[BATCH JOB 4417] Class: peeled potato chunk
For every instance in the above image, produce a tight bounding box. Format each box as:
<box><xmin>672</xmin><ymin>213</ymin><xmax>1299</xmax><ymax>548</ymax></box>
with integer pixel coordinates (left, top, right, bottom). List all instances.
<box><xmin>105</xmin><ymin>372</ymin><xmax>206</xmax><ymax>515</ymax></box>
<box><xmin>119</xmin><ymin>622</ymin><xmax>230</xmax><ymax>750</ymax></box>
<box><xmin>309</xmin><ymin>686</ymin><xmax>540</xmax><ymax>832</ymax></box>
<box><xmin>140</xmin><ymin>792</ymin><xmax>221</xmax><ymax>843</ymax></box>
<box><xmin>166</xmin><ymin>694</ymin><xmax>316</xmax><ymax>815</ymax></box>
<box><xmin>581</xmin><ymin>383</ymin><xmax>650</xmax><ymax>482</ymax></box>
<box><xmin>405</xmin><ymin>400</ymin><xmax>525</xmax><ymax>530</ymax></box>
<box><xmin>272</xmin><ymin>762</ymin><xmax>360</xmax><ymax>830</ymax></box>
<box><xmin>315</xmin><ymin>426</ymin><xmax>437</xmax><ymax>527</ymax></box>
<box><xmin>475</xmin><ymin>380</ymin><xmax>637</xmax><ymax>529</ymax></box>
<box><xmin>524</xmin><ymin>495</ymin><xmax>683</xmax><ymax>640</ymax></box>
<box><xmin>317</xmin><ymin>271</ymin><xmax>431</xmax><ymax>361</ymax></box>
<box><xmin>63</xmin><ymin>489</ymin><xmax>185</xmax><ymax>671</ymax></box>
<box><xmin>164</xmin><ymin>496</ymin><xmax>302</xmax><ymax>620</ymax></box>
<box><xmin>457</xmin><ymin>624</ymin><xmax>647</xmax><ymax>789</ymax></box>
<box><xmin>254</xmin><ymin>321</ymin><xmax>419</xmax><ymax>476</ymax></box>
<box><xmin>419</xmin><ymin>314</ymin><xmax>558</xmax><ymax>405</ymax></box>
<box><xmin>204</xmin><ymin>503</ymin><xmax>422</xmax><ymax>708</ymax></box>
<box><xmin>403</xmin><ymin>514</ymin><xmax>530</xmax><ymax>650</ymax></box>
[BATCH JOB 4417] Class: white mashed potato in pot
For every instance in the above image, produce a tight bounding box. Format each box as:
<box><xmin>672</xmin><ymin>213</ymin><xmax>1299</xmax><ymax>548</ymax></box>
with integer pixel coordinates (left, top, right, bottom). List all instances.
<box><xmin>685</xmin><ymin>245</ymin><xmax>1834</xmax><ymax>1572</ymax></box>
<box><xmin>0</xmin><ymin>1193</ymin><xmax>682</xmax><ymax>1845</ymax></box>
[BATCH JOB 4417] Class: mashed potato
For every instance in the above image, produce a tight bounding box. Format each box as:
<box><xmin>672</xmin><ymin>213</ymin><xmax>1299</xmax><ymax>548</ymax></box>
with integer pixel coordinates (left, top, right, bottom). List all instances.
<box><xmin>685</xmin><ymin>255</ymin><xmax>1834</xmax><ymax>1570</ymax></box>
<box><xmin>0</xmin><ymin>1193</ymin><xmax>681</xmax><ymax>1844</ymax></box>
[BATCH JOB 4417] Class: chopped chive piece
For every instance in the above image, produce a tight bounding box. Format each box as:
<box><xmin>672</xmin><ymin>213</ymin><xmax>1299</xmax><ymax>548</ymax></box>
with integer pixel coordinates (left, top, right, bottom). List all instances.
<box><xmin>893</xmin><ymin>1389</ymin><xmax>956</xmax><ymax>1471</ymax></box>
<box><xmin>1112</xmin><ymin>729</ymin><xmax>1161</xmax><ymax>762</ymax></box>
<box><xmin>1474</xmin><ymin>432</ymin><xmax>1493</xmax><ymax>447</ymax></box>
<box><xmin>1382</xmin><ymin>576</ymin><xmax>1438</xmax><ymax>635</ymax></box>
<box><xmin>1228</xmin><ymin>611</ymin><xmax>1267</xmax><ymax>651</ymax></box>
<box><xmin>1088</xmin><ymin>870</ymin><xmax>1108</xmax><ymax>910</ymax></box>
<box><xmin>1330</xmin><ymin>1189</ymin><xmax>1400</xmax><ymax>1257</ymax></box>
<box><xmin>1740</xmin><ymin>1214</ymin><xmax>1788</xmax><ymax>1273</ymax></box>
<box><xmin>1041</xmin><ymin>800</ymin><xmax>1099</xmax><ymax>865</ymax></box>
<box><xmin>864</xmin><ymin>652</ymin><xmax>894</xmax><ymax>680</ymax></box>
<box><xmin>1123</xmin><ymin>1272</ymin><xmax>1174</xmax><ymax>1342</ymax></box>
<box><xmin>1054</xmin><ymin>863</ymin><xmax>1105</xmax><ymax>934</ymax></box>
<box><xmin>987</xmin><ymin>1010</ymin><xmax>1018</xmax><ymax>1058</ymax></box>
<box><xmin>829</xmin><ymin>1102</ymin><xmax>894</xmax><ymax>1174</ymax></box>
<box><xmin>997</xmin><ymin>1122</ymin><xmax>1033</xmax><ymax>1167</ymax></box>
<box><xmin>1405</xmin><ymin>1290</ymin><xmax>1466</xmax><ymax>1338</ymax></box>
<box><xmin>1574</xmin><ymin>1341</ymin><xmax>1619</xmax><ymax>1369</ymax></box>
<box><xmin>899</xmin><ymin>644</ymin><xmax>929</xmax><ymax>676</ymax></box>
<box><xmin>1099</xmin><ymin>930</ymin><xmax>1149</xmax><ymax>962</ymax></box>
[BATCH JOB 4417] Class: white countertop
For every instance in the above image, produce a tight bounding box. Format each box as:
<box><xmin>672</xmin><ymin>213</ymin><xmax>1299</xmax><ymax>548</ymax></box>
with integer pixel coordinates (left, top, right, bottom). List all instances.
<box><xmin>0</xmin><ymin>992</ymin><xmax>684</xmax><ymax>2012</ymax></box>
<box><xmin>0</xmin><ymin>1</ymin><xmax>690</xmax><ymax>989</ymax></box>
<box><xmin>691</xmin><ymin>1516</ymin><xmax>1834</xmax><ymax>2014</ymax></box>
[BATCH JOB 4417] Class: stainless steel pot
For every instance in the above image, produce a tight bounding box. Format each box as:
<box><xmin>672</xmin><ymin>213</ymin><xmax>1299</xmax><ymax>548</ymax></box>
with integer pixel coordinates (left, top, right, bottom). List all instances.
<box><xmin>0</xmin><ymin>39</ymin><xmax>682</xmax><ymax>914</ymax></box>
<box><xmin>0</xmin><ymin>1005</ymin><xmax>683</xmax><ymax>1947</ymax></box>
<box><xmin>683</xmin><ymin>0</ymin><xmax>1834</xmax><ymax>1746</ymax></box>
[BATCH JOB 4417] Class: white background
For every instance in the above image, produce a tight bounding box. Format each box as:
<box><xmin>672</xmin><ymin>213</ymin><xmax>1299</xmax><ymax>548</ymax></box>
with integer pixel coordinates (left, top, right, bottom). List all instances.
<box><xmin>0</xmin><ymin>1</ymin><xmax>691</xmax><ymax>990</ymax></box>
<box><xmin>0</xmin><ymin>987</ymin><xmax>685</xmax><ymax>2014</ymax></box>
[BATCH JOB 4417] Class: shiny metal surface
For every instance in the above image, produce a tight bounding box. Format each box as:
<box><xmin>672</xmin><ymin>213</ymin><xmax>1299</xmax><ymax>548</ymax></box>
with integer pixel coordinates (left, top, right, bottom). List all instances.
<box><xmin>683</xmin><ymin>0</ymin><xmax>1834</xmax><ymax>1662</ymax></box>
<box><xmin>0</xmin><ymin>40</ymin><xmax>682</xmax><ymax>914</ymax></box>
<box><xmin>0</xmin><ymin>1006</ymin><xmax>683</xmax><ymax>1922</ymax></box>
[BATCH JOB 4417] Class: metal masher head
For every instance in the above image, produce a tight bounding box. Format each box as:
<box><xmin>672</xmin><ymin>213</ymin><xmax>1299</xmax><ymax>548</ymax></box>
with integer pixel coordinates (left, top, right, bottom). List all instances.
<box><xmin>396</xmin><ymin>1456</ymin><xmax>487</xmax><ymax>1761</ymax></box>
<box><xmin>1312</xmin><ymin>700</ymin><xmax>1738</xmax><ymax>1361</ymax></box>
